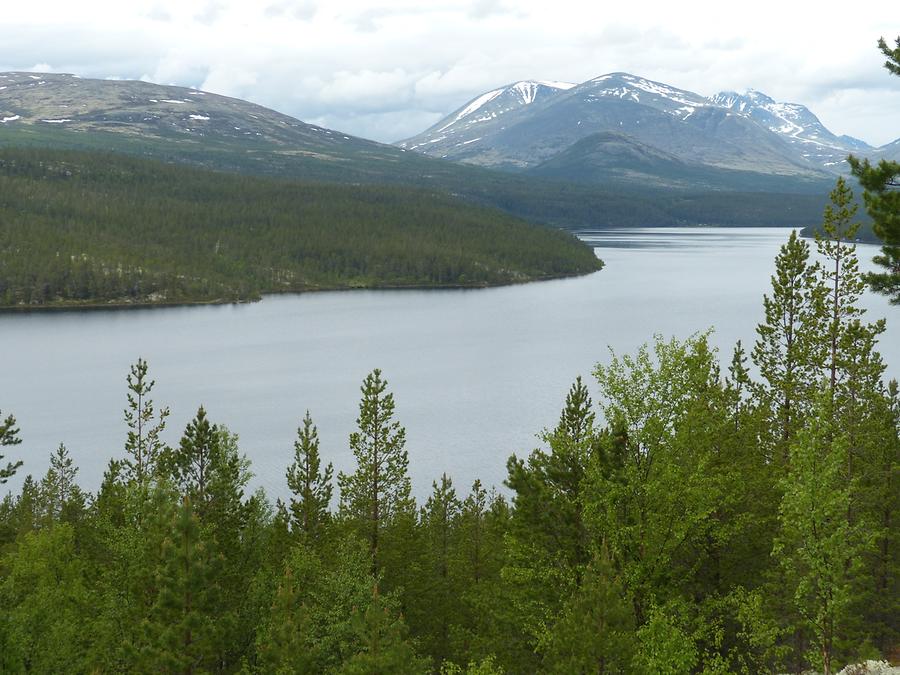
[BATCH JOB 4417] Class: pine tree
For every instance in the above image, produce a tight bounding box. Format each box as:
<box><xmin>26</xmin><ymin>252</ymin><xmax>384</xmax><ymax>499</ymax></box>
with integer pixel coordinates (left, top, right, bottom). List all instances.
<box><xmin>139</xmin><ymin>495</ymin><xmax>223</xmax><ymax>673</ymax></box>
<box><xmin>847</xmin><ymin>36</ymin><xmax>900</xmax><ymax>303</ymax></box>
<box><xmin>501</xmin><ymin>376</ymin><xmax>598</xmax><ymax>665</ymax></box>
<box><xmin>339</xmin><ymin>585</ymin><xmax>430</xmax><ymax>674</ymax></box>
<box><xmin>418</xmin><ymin>473</ymin><xmax>462</xmax><ymax>665</ymax></box>
<box><xmin>0</xmin><ymin>411</ymin><xmax>23</xmax><ymax>484</ymax></box>
<box><xmin>286</xmin><ymin>410</ymin><xmax>333</xmax><ymax>543</ymax></box>
<box><xmin>338</xmin><ymin>369</ymin><xmax>412</xmax><ymax>575</ymax></box>
<box><xmin>752</xmin><ymin>231</ymin><xmax>824</xmax><ymax>458</ymax></box>
<box><xmin>38</xmin><ymin>443</ymin><xmax>86</xmax><ymax>524</ymax></box>
<box><xmin>538</xmin><ymin>548</ymin><xmax>635</xmax><ymax>673</ymax></box>
<box><xmin>169</xmin><ymin>406</ymin><xmax>219</xmax><ymax>508</ymax></box>
<box><xmin>123</xmin><ymin>358</ymin><xmax>169</xmax><ymax>483</ymax></box>
<box><xmin>257</xmin><ymin>567</ymin><xmax>316</xmax><ymax>674</ymax></box>
<box><xmin>814</xmin><ymin>177</ymin><xmax>883</xmax><ymax>395</ymax></box>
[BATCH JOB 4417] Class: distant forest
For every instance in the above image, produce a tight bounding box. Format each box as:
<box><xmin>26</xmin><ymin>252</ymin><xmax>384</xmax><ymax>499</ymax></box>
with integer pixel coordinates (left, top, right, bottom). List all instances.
<box><xmin>0</xmin><ymin>125</ymin><xmax>832</xmax><ymax>232</ymax></box>
<box><xmin>0</xmin><ymin>186</ymin><xmax>896</xmax><ymax>674</ymax></box>
<box><xmin>0</xmin><ymin>148</ymin><xmax>601</xmax><ymax>308</ymax></box>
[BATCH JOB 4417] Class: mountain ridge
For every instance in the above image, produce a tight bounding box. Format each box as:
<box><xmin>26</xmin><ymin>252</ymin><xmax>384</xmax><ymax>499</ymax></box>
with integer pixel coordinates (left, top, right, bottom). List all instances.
<box><xmin>0</xmin><ymin>70</ymin><xmax>833</xmax><ymax>231</ymax></box>
<box><xmin>399</xmin><ymin>72</ymin><xmax>897</xmax><ymax>184</ymax></box>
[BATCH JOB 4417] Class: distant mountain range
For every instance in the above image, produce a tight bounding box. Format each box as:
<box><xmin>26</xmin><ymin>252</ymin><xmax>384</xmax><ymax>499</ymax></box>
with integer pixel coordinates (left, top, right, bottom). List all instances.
<box><xmin>0</xmin><ymin>71</ymin><xmax>838</xmax><ymax>230</ymax></box>
<box><xmin>399</xmin><ymin>73</ymin><xmax>899</xmax><ymax>188</ymax></box>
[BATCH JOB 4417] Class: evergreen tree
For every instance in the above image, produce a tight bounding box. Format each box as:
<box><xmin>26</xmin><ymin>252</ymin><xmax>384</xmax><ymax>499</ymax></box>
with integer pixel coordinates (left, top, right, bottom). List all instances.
<box><xmin>450</xmin><ymin>482</ymin><xmax>509</xmax><ymax>668</ymax></box>
<box><xmin>339</xmin><ymin>585</ymin><xmax>430</xmax><ymax>674</ymax></box>
<box><xmin>0</xmin><ymin>411</ymin><xmax>23</xmax><ymax>484</ymax></box>
<box><xmin>752</xmin><ymin>231</ymin><xmax>824</xmax><ymax>458</ymax></box>
<box><xmin>123</xmin><ymin>358</ymin><xmax>169</xmax><ymax>483</ymax></box>
<box><xmin>847</xmin><ymin>36</ymin><xmax>900</xmax><ymax>303</ymax></box>
<box><xmin>338</xmin><ymin>369</ymin><xmax>412</xmax><ymax>575</ymax></box>
<box><xmin>169</xmin><ymin>406</ymin><xmax>219</xmax><ymax>508</ymax></box>
<box><xmin>38</xmin><ymin>443</ymin><xmax>86</xmax><ymax>525</ymax></box>
<box><xmin>537</xmin><ymin>548</ymin><xmax>635</xmax><ymax>673</ymax></box>
<box><xmin>418</xmin><ymin>473</ymin><xmax>462</xmax><ymax>665</ymax></box>
<box><xmin>138</xmin><ymin>495</ymin><xmax>223</xmax><ymax>673</ymax></box>
<box><xmin>501</xmin><ymin>376</ymin><xmax>597</xmax><ymax>666</ymax></box>
<box><xmin>286</xmin><ymin>410</ymin><xmax>333</xmax><ymax>543</ymax></box>
<box><xmin>814</xmin><ymin>177</ymin><xmax>878</xmax><ymax>394</ymax></box>
<box><xmin>256</xmin><ymin>567</ymin><xmax>316</xmax><ymax>674</ymax></box>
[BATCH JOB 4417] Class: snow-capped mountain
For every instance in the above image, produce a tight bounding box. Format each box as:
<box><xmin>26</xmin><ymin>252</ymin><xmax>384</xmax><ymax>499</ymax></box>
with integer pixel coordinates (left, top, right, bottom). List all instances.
<box><xmin>400</xmin><ymin>80</ymin><xmax>574</xmax><ymax>154</ymax></box>
<box><xmin>399</xmin><ymin>73</ymin><xmax>897</xmax><ymax>187</ymax></box>
<box><xmin>579</xmin><ymin>73</ymin><xmax>709</xmax><ymax>119</ymax></box>
<box><xmin>709</xmin><ymin>90</ymin><xmax>873</xmax><ymax>169</ymax></box>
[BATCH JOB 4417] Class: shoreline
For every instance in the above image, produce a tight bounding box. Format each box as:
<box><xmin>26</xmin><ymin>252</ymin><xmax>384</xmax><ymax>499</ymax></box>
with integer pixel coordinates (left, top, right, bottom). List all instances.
<box><xmin>0</xmin><ymin>265</ymin><xmax>603</xmax><ymax>314</ymax></box>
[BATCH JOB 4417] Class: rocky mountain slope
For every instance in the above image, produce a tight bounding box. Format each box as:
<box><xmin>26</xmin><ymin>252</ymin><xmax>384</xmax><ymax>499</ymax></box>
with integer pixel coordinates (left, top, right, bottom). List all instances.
<box><xmin>0</xmin><ymin>71</ymin><xmax>398</xmax><ymax>163</ymax></box>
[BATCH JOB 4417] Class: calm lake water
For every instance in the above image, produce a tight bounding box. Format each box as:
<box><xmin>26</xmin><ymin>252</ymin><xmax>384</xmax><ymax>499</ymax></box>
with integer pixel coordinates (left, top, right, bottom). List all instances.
<box><xmin>3</xmin><ymin>227</ymin><xmax>897</xmax><ymax>500</ymax></box>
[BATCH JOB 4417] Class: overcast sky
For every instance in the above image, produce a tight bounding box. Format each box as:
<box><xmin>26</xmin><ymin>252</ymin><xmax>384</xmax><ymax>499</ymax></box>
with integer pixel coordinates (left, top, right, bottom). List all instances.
<box><xmin>2</xmin><ymin>1</ymin><xmax>898</xmax><ymax>145</ymax></box>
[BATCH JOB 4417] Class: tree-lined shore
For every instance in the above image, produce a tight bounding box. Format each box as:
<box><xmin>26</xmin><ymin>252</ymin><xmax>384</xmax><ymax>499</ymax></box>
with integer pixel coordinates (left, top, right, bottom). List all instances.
<box><xmin>0</xmin><ymin>180</ymin><xmax>896</xmax><ymax>674</ymax></box>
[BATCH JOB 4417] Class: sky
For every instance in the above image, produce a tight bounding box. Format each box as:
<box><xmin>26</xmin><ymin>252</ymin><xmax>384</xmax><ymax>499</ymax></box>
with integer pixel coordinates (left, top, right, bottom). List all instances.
<box><xmin>1</xmin><ymin>1</ymin><xmax>899</xmax><ymax>145</ymax></box>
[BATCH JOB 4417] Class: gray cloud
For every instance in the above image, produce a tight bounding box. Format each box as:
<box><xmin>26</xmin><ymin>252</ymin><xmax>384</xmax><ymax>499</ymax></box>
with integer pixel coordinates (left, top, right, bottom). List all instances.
<box><xmin>1</xmin><ymin>2</ymin><xmax>897</xmax><ymax>146</ymax></box>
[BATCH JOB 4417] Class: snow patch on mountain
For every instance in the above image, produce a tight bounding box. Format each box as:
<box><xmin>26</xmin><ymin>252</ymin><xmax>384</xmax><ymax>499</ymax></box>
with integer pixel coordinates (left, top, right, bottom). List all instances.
<box><xmin>710</xmin><ymin>89</ymin><xmax>851</xmax><ymax>150</ymax></box>
<box><xmin>441</xmin><ymin>88</ymin><xmax>504</xmax><ymax>130</ymax></box>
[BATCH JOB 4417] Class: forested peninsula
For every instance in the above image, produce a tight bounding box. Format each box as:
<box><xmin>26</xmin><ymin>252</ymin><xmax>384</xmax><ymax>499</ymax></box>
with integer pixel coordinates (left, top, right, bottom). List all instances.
<box><xmin>0</xmin><ymin>148</ymin><xmax>601</xmax><ymax>308</ymax></box>
<box><xmin>0</xmin><ymin>182</ymin><xmax>896</xmax><ymax>674</ymax></box>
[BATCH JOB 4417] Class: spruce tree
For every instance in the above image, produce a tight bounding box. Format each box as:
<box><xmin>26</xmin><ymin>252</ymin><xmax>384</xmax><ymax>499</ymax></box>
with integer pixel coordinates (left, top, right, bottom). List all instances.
<box><xmin>286</xmin><ymin>410</ymin><xmax>333</xmax><ymax>544</ymax></box>
<box><xmin>338</xmin><ymin>369</ymin><xmax>412</xmax><ymax>575</ymax></box>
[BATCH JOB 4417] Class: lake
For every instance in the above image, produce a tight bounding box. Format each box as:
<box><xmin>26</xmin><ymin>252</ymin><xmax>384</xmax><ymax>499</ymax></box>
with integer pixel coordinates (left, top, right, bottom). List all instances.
<box><xmin>3</xmin><ymin>227</ymin><xmax>897</xmax><ymax>500</ymax></box>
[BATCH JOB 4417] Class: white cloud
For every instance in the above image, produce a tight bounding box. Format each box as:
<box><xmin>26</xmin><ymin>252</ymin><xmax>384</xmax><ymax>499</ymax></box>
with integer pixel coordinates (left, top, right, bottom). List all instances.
<box><xmin>0</xmin><ymin>0</ymin><xmax>898</xmax><ymax>145</ymax></box>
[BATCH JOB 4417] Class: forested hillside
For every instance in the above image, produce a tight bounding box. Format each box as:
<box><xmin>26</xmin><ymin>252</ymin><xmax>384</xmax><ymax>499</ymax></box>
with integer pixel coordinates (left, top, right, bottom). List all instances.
<box><xmin>0</xmin><ymin>112</ymin><xmax>831</xmax><ymax>231</ymax></box>
<box><xmin>0</xmin><ymin>148</ymin><xmax>601</xmax><ymax>308</ymax></box>
<box><xmin>0</xmin><ymin>183</ymin><xmax>896</xmax><ymax>673</ymax></box>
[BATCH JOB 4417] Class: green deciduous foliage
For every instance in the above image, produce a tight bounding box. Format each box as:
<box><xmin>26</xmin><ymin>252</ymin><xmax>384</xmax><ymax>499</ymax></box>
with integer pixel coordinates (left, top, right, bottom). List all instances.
<box><xmin>0</xmin><ymin>225</ymin><xmax>897</xmax><ymax>673</ymax></box>
<box><xmin>774</xmin><ymin>393</ymin><xmax>863</xmax><ymax>675</ymax></box>
<box><xmin>0</xmin><ymin>524</ymin><xmax>93</xmax><ymax>673</ymax></box>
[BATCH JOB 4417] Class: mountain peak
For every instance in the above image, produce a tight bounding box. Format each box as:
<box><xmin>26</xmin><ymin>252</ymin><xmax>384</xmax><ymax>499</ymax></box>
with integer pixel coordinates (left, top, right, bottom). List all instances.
<box><xmin>744</xmin><ymin>89</ymin><xmax>776</xmax><ymax>104</ymax></box>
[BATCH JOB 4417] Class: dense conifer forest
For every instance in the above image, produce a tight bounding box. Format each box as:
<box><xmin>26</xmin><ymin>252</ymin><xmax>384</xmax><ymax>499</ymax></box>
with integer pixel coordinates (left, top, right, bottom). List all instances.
<box><xmin>0</xmin><ymin>148</ymin><xmax>601</xmax><ymax>307</ymax></box>
<box><xmin>0</xmin><ymin>180</ymin><xmax>896</xmax><ymax>673</ymax></box>
<box><xmin>0</xmin><ymin>125</ymin><xmax>832</xmax><ymax>233</ymax></box>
